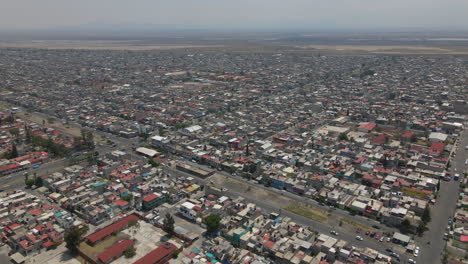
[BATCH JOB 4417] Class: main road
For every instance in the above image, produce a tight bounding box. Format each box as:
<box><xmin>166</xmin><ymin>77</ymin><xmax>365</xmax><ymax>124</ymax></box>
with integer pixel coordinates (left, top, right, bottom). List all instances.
<box><xmin>417</xmin><ymin>128</ymin><xmax>468</xmax><ymax>264</ymax></box>
<box><xmin>161</xmin><ymin>165</ymin><xmax>410</xmax><ymax>263</ymax></box>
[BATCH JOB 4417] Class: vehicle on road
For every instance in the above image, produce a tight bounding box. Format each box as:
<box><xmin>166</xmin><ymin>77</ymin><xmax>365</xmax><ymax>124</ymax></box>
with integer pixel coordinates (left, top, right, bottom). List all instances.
<box><xmin>454</xmin><ymin>173</ymin><xmax>460</xmax><ymax>181</ymax></box>
<box><xmin>356</xmin><ymin>235</ymin><xmax>363</xmax><ymax>241</ymax></box>
<box><xmin>408</xmin><ymin>259</ymin><xmax>416</xmax><ymax>264</ymax></box>
<box><xmin>386</xmin><ymin>248</ymin><xmax>393</xmax><ymax>253</ymax></box>
<box><xmin>330</xmin><ymin>230</ymin><xmax>339</xmax><ymax>236</ymax></box>
<box><xmin>32</xmin><ymin>164</ymin><xmax>40</xmax><ymax>169</ymax></box>
<box><xmin>372</xmin><ymin>224</ymin><xmax>381</xmax><ymax>229</ymax></box>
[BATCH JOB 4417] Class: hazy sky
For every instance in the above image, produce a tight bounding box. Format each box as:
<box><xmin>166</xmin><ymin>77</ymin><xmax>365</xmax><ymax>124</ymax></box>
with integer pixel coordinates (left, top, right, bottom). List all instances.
<box><xmin>1</xmin><ymin>0</ymin><xmax>468</xmax><ymax>31</ymax></box>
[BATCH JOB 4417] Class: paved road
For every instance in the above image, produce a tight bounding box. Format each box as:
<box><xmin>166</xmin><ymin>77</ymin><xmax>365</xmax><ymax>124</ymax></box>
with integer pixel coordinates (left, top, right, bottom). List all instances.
<box><xmin>180</xmin><ymin>159</ymin><xmax>401</xmax><ymax>235</ymax></box>
<box><xmin>417</xmin><ymin>128</ymin><xmax>468</xmax><ymax>264</ymax></box>
<box><xmin>0</xmin><ymin>158</ymin><xmax>69</xmax><ymax>191</ymax></box>
<box><xmin>161</xmin><ymin>165</ymin><xmax>410</xmax><ymax>263</ymax></box>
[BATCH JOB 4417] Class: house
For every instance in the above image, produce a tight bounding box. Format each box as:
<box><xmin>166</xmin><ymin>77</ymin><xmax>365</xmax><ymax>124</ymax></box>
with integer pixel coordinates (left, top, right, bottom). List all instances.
<box><xmin>358</xmin><ymin>122</ymin><xmax>376</xmax><ymax>133</ymax></box>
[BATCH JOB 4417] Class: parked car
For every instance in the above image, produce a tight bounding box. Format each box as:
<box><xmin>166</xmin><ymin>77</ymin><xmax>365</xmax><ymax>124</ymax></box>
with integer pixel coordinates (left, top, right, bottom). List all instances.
<box><xmin>365</xmin><ymin>230</ymin><xmax>371</xmax><ymax>236</ymax></box>
<box><xmin>414</xmin><ymin>248</ymin><xmax>419</xmax><ymax>257</ymax></box>
<box><xmin>356</xmin><ymin>228</ymin><xmax>362</xmax><ymax>233</ymax></box>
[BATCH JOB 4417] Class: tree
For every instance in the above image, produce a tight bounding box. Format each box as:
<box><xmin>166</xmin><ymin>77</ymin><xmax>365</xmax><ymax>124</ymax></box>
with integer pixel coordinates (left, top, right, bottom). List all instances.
<box><xmin>400</xmin><ymin>219</ymin><xmax>412</xmax><ymax>234</ymax></box>
<box><xmin>25</xmin><ymin>178</ymin><xmax>35</xmax><ymax>188</ymax></box>
<box><xmin>122</xmin><ymin>194</ymin><xmax>133</xmax><ymax>202</ymax></box>
<box><xmin>204</xmin><ymin>214</ymin><xmax>222</xmax><ymax>236</ymax></box>
<box><xmin>34</xmin><ymin>177</ymin><xmax>43</xmax><ymax>187</ymax></box>
<box><xmin>422</xmin><ymin>206</ymin><xmax>431</xmax><ymax>223</ymax></box>
<box><xmin>64</xmin><ymin>225</ymin><xmax>89</xmax><ymax>254</ymax></box>
<box><xmin>9</xmin><ymin>128</ymin><xmax>20</xmax><ymax>138</ymax></box>
<box><xmin>10</xmin><ymin>144</ymin><xmax>18</xmax><ymax>159</ymax></box>
<box><xmin>148</xmin><ymin>159</ymin><xmax>160</xmax><ymax>168</ymax></box>
<box><xmin>163</xmin><ymin>213</ymin><xmax>175</xmax><ymax>235</ymax></box>
<box><xmin>442</xmin><ymin>249</ymin><xmax>449</xmax><ymax>264</ymax></box>
<box><xmin>338</xmin><ymin>133</ymin><xmax>348</xmax><ymax>141</ymax></box>
<box><xmin>416</xmin><ymin>221</ymin><xmax>427</xmax><ymax>236</ymax></box>
<box><xmin>123</xmin><ymin>245</ymin><xmax>136</xmax><ymax>258</ymax></box>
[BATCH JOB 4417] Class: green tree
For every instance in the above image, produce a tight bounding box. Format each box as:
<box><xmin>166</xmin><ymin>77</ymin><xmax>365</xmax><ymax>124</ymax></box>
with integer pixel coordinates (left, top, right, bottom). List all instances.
<box><xmin>442</xmin><ymin>249</ymin><xmax>449</xmax><ymax>264</ymax></box>
<box><xmin>400</xmin><ymin>219</ymin><xmax>412</xmax><ymax>234</ymax></box>
<box><xmin>25</xmin><ymin>178</ymin><xmax>35</xmax><ymax>188</ymax></box>
<box><xmin>34</xmin><ymin>177</ymin><xmax>44</xmax><ymax>187</ymax></box>
<box><xmin>64</xmin><ymin>225</ymin><xmax>89</xmax><ymax>254</ymax></box>
<box><xmin>422</xmin><ymin>206</ymin><xmax>431</xmax><ymax>223</ymax></box>
<box><xmin>204</xmin><ymin>214</ymin><xmax>222</xmax><ymax>236</ymax></box>
<box><xmin>163</xmin><ymin>213</ymin><xmax>175</xmax><ymax>235</ymax></box>
<box><xmin>338</xmin><ymin>133</ymin><xmax>348</xmax><ymax>141</ymax></box>
<box><xmin>9</xmin><ymin>128</ymin><xmax>20</xmax><ymax>138</ymax></box>
<box><xmin>416</xmin><ymin>221</ymin><xmax>427</xmax><ymax>236</ymax></box>
<box><xmin>122</xmin><ymin>194</ymin><xmax>134</xmax><ymax>202</ymax></box>
<box><xmin>148</xmin><ymin>159</ymin><xmax>160</xmax><ymax>167</ymax></box>
<box><xmin>10</xmin><ymin>144</ymin><xmax>18</xmax><ymax>159</ymax></box>
<box><xmin>123</xmin><ymin>245</ymin><xmax>136</xmax><ymax>258</ymax></box>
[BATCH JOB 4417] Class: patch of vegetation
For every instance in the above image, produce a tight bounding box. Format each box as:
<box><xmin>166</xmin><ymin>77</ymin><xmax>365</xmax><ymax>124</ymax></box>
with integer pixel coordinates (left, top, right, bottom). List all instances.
<box><xmin>123</xmin><ymin>245</ymin><xmax>136</xmax><ymax>258</ymax></box>
<box><xmin>283</xmin><ymin>204</ymin><xmax>327</xmax><ymax>223</ymax></box>
<box><xmin>402</xmin><ymin>187</ymin><xmax>429</xmax><ymax>199</ymax></box>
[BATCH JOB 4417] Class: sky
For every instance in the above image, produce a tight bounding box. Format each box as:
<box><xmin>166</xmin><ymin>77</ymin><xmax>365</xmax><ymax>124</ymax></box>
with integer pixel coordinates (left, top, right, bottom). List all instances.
<box><xmin>1</xmin><ymin>0</ymin><xmax>468</xmax><ymax>31</ymax></box>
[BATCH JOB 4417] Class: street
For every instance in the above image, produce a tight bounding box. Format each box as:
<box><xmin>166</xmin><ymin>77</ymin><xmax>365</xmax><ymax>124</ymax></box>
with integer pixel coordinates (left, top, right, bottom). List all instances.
<box><xmin>417</xmin><ymin>128</ymin><xmax>468</xmax><ymax>264</ymax></box>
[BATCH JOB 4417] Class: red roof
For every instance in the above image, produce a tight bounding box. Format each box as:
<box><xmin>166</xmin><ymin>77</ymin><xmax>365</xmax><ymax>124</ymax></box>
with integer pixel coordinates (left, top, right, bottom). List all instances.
<box><xmin>43</xmin><ymin>240</ymin><xmax>55</xmax><ymax>248</ymax></box>
<box><xmin>460</xmin><ymin>235</ymin><xmax>468</xmax><ymax>242</ymax></box>
<box><xmin>0</xmin><ymin>163</ymin><xmax>21</xmax><ymax>172</ymax></box>
<box><xmin>401</xmin><ymin>131</ymin><xmax>414</xmax><ymax>138</ymax></box>
<box><xmin>142</xmin><ymin>193</ymin><xmax>159</xmax><ymax>202</ymax></box>
<box><xmin>98</xmin><ymin>239</ymin><xmax>134</xmax><ymax>263</ymax></box>
<box><xmin>358</xmin><ymin>122</ymin><xmax>376</xmax><ymax>131</ymax></box>
<box><xmin>115</xmin><ymin>199</ymin><xmax>129</xmax><ymax>207</ymax></box>
<box><xmin>430</xmin><ymin>142</ymin><xmax>445</xmax><ymax>154</ymax></box>
<box><xmin>133</xmin><ymin>242</ymin><xmax>177</xmax><ymax>264</ymax></box>
<box><xmin>372</xmin><ymin>134</ymin><xmax>386</xmax><ymax>145</ymax></box>
<box><xmin>86</xmin><ymin>214</ymin><xmax>139</xmax><ymax>244</ymax></box>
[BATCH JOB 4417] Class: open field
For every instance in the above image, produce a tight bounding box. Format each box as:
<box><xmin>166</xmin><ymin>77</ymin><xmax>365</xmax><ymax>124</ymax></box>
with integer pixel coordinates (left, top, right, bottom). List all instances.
<box><xmin>283</xmin><ymin>204</ymin><xmax>328</xmax><ymax>223</ymax></box>
<box><xmin>0</xmin><ymin>40</ymin><xmax>224</xmax><ymax>50</ymax></box>
<box><xmin>296</xmin><ymin>44</ymin><xmax>468</xmax><ymax>55</ymax></box>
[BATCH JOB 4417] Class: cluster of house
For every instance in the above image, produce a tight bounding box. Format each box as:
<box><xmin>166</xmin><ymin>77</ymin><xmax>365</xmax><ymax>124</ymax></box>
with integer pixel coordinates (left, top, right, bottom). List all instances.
<box><xmin>154</xmin><ymin>112</ymin><xmax>464</xmax><ymax>232</ymax></box>
<box><xmin>0</xmin><ymin>152</ymin><xmax>49</xmax><ymax>176</ymax></box>
<box><xmin>0</xmin><ymin>190</ymin><xmax>78</xmax><ymax>257</ymax></box>
<box><xmin>0</xmin><ymin>113</ymin><xmax>77</xmax><ymax>175</ymax></box>
<box><xmin>174</xmin><ymin>187</ymin><xmax>401</xmax><ymax>264</ymax></box>
<box><xmin>451</xmin><ymin>171</ymin><xmax>468</xmax><ymax>248</ymax></box>
<box><xmin>37</xmin><ymin>154</ymin><xmax>203</xmax><ymax>226</ymax></box>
